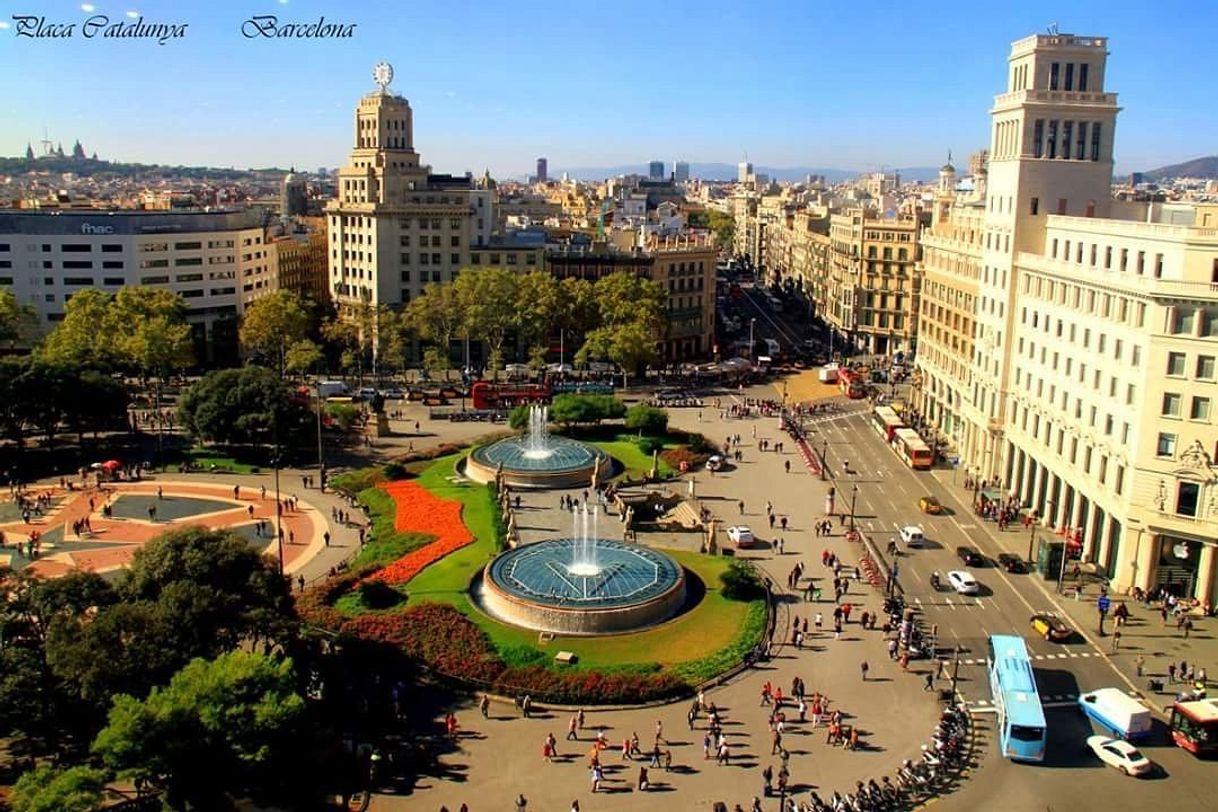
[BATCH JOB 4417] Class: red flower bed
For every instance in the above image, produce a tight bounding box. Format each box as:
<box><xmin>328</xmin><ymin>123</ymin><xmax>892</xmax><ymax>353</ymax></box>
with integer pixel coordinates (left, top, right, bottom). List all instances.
<box><xmin>371</xmin><ymin>480</ymin><xmax>474</xmax><ymax>585</ymax></box>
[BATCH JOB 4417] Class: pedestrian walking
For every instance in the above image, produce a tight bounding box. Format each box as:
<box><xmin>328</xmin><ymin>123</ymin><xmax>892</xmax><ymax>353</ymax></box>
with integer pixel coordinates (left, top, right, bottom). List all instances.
<box><xmin>1135</xmin><ymin>655</ymin><xmax>1145</xmax><ymax>677</ymax></box>
<box><xmin>1111</xmin><ymin>630</ymin><xmax>1122</xmax><ymax>652</ymax></box>
<box><xmin>924</xmin><ymin>672</ymin><xmax>935</xmax><ymax>691</ymax></box>
<box><xmin>1169</xmin><ymin>662</ymin><xmax>1178</xmax><ymax>683</ymax></box>
<box><xmin>860</xmin><ymin>660</ymin><xmax>870</xmax><ymax>681</ymax></box>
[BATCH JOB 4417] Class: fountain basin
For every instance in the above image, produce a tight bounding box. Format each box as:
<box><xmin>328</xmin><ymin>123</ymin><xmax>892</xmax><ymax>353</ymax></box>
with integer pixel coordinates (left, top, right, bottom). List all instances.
<box><xmin>480</xmin><ymin>538</ymin><xmax>686</xmax><ymax>635</ymax></box>
<box><xmin>465</xmin><ymin>436</ymin><xmax>610</xmax><ymax>489</ymax></box>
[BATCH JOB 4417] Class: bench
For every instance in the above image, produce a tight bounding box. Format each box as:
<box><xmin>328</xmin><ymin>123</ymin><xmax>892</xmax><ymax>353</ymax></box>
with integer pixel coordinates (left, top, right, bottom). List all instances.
<box><xmin>555</xmin><ymin>651</ymin><xmax>577</xmax><ymax>664</ymax></box>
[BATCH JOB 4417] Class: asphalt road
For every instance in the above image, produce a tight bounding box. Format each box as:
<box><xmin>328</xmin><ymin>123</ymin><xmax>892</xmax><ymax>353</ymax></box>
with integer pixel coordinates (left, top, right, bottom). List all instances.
<box><xmin>811</xmin><ymin>409</ymin><xmax>1217</xmax><ymax>809</ymax></box>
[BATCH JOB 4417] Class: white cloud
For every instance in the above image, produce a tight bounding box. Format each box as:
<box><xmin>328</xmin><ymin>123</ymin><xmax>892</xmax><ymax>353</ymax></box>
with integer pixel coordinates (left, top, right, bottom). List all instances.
<box><xmin>80</xmin><ymin>3</ymin><xmax>95</xmax><ymax>11</ymax></box>
<box><xmin>126</xmin><ymin>10</ymin><xmax>140</xmax><ymax>19</ymax></box>
<box><xmin>0</xmin><ymin>20</ymin><xmax>10</xmax><ymax>29</ymax></box>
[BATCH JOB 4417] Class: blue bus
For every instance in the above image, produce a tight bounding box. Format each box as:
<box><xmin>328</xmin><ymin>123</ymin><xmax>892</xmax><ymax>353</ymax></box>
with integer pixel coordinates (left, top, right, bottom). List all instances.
<box><xmin>987</xmin><ymin>634</ymin><xmax>1047</xmax><ymax>762</ymax></box>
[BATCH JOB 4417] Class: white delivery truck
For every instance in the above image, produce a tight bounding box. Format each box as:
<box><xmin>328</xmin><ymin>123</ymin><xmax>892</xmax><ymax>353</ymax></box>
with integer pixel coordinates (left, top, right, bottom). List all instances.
<box><xmin>1078</xmin><ymin>688</ymin><xmax>1154</xmax><ymax>740</ymax></box>
<box><xmin>317</xmin><ymin>380</ymin><xmax>349</xmax><ymax>399</ymax></box>
<box><xmin>818</xmin><ymin>363</ymin><xmax>839</xmax><ymax>384</ymax></box>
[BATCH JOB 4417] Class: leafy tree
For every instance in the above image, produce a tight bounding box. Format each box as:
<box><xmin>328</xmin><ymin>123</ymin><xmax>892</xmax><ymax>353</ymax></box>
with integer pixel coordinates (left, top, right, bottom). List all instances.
<box><xmin>283</xmin><ymin>338</ymin><xmax>325</xmax><ymax>377</ymax></box>
<box><xmin>514</xmin><ymin>270</ymin><xmax>560</xmax><ymax>356</ymax></box>
<box><xmin>111</xmin><ymin>287</ymin><xmax>194</xmax><ymax>379</ymax></box>
<box><xmin>10</xmin><ymin>764</ymin><xmax>107</xmax><ymax>812</ymax></box>
<box><xmin>592</xmin><ymin>271</ymin><xmax>665</xmax><ymax>330</ymax></box>
<box><xmin>48</xmin><ymin>527</ymin><xmax>295</xmax><ymax>706</ymax></box>
<box><xmin>455</xmin><ymin>268</ymin><xmax>518</xmax><ymax>377</ymax></box>
<box><xmin>178</xmin><ymin>366</ymin><xmax>309</xmax><ymax>445</ymax></box>
<box><xmin>579</xmin><ymin>321</ymin><xmax>660</xmax><ymax>384</ymax></box>
<box><xmin>38</xmin><ymin>289</ymin><xmax>122</xmax><ymax>370</ymax></box>
<box><xmin>92</xmin><ymin>651</ymin><xmax>306</xmax><ymax>811</ymax></box>
<box><xmin>720</xmin><ymin>559</ymin><xmax>765</xmax><ymax>601</ymax></box>
<box><xmin>625</xmin><ymin>404</ymin><xmax>669</xmax><ymax>435</ymax></box>
<box><xmin>404</xmin><ymin>282</ymin><xmax>465</xmax><ymax>377</ymax></box>
<box><xmin>706</xmin><ymin>209</ymin><xmax>735</xmax><ymax>247</ymax></box>
<box><xmin>240</xmin><ymin>290</ymin><xmax>312</xmax><ymax>372</ymax></box>
<box><xmin>507</xmin><ymin>403</ymin><xmax>530</xmax><ymax>430</ymax></box>
<box><xmin>556</xmin><ymin>276</ymin><xmax>599</xmax><ymax>352</ymax></box>
<box><xmin>0</xmin><ymin>288</ymin><xmax>39</xmax><ymax>348</ymax></box>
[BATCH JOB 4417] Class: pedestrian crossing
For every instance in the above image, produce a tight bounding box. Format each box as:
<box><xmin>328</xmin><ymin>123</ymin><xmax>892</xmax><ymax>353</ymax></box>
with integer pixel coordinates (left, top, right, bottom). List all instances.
<box><xmin>953</xmin><ymin>651</ymin><xmax>1102</xmax><ymax>666</ymax></box>
<box><xmin>964</xmin><ymin>686</ymin><xmax>1143</xmax><ymax>713</ymax></box>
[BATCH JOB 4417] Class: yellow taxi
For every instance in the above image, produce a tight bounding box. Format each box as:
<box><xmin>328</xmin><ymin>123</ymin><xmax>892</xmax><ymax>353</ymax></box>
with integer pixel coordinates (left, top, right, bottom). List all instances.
<box><xmin>918</xmin><ymin>496</ymin><xmax>944</xmax><ymax>515</ymax></box>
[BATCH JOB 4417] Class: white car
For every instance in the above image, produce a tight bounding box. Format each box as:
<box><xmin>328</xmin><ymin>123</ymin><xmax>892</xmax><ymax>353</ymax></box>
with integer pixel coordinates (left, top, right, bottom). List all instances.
<box><xmin>1086</xmin><ymin>736</ymin><xmax>1152</xmax><ymax>776</ymax></box>
<box><xmin>726</xmin><ymin>526</ymin><xmax>755</xmax><ymax>547</ymax></box>
<box><xmin>899</xmin><ymin>525</ymin><xmax>926</xmax><ymax>548</ymax></box>
<box><xmin>946</xmin><ymin>570</ymin><xmax>980</xmax><ymax>595</ymax></box>
<box><xmin>706</xmin><ymin>454</ymin><xmax>724</xmax><ymax>472</ymax></box>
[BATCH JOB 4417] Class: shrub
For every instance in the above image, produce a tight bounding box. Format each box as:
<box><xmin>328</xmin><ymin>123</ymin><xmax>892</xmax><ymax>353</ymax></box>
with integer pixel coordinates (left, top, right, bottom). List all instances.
<box><xmin>488</xmin><ymin>483</ymin><xmax>509</xmax><ymax>552</ymax></box>
<box><xmin>382</xmin><ymin>461</ymin><xmax>410</xmax><ymax>481</ymax></box>
<box><xmin>508</xmin><ymin>404</ymin><xmax>530</xmax><ymax>430</ymax></box>
<box><xmin>550</xmin><ymin>393</ymin><xmax>626</xmax><ymax>426</ymax></box>
<box><xmin>330</xmin><ymin>466</ymin><xmax>385</xmax><ymax>495</ymax></box>
<box><xmin>660</xmin><ymin>446</ymin><xmax>711</xmax><ymax>470</ymax></box>
<box><xmin>636</xmin><ymin>436</ymin><xmax>665</xmax><ymax>455</ymax></box>
<box><xmin>683</xmin><ymin>431</ymin><xmax>713</xmax><ymax>453</ymax></box>
<box><xmin>359</xmin><ymin>579</ymin><xmax>405</xmax><ymax>609</ymax></box>
<box><xmin>720</xmin><ymin>559</ymin><xmax>766</xmax><ymax>601</ymax></box>
<box><xmin>327</xmin><ymin>402</ymin><xmax>360</xmax><ymax>432</ymax></box>
<box><xmin>625</xmin><ymin>404</ymin><xmax>669</xmax><ymax>435</ymax></box>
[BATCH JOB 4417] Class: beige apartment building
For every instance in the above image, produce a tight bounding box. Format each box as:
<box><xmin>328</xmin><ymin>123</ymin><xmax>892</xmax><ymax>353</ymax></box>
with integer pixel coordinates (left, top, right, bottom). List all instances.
<box><xmin>827</xmin><ymin>209</ymin><xmax>921</xmax><ymax>355</ymax></box>
<box><xmin>762</xmin><ymin>206</ymin><xmax>830</xmax><ymax>318</ymax></box>
<box><xmin>914</xmin><ymin>32</ymin><xmax>1218</xmax><ymax>606</ymax></box>
<box><xmin>326</xmin><ymin>65</ymin><xmax>492</xmax><ymax>319</ymax></box>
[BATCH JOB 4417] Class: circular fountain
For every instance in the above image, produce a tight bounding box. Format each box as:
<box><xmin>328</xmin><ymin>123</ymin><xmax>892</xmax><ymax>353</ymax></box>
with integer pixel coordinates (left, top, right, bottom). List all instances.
<box><xmin>480</xmin><ymin>506</ymin><xmax>686</xmax><ymax>635</ymax></box>
<box><xmin>465</xmin><ymin>405</ymin><xmax>611</xmax><ymax>489</ymax></box>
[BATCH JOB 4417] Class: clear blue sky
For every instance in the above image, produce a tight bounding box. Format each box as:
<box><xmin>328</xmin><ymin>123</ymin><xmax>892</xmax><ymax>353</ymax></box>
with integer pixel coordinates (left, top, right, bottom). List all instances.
<box><xmin>1</xmin><ymin>0</ymin><xmax>1213</xmax><ymax>176</ymax></box>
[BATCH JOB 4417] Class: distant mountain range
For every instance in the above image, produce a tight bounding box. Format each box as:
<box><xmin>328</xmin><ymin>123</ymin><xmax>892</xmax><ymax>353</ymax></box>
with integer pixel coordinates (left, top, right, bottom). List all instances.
<box><xmin>1140</xmin><ymin>155</ymin><xmax>1218</xmax><ymax>181</ymax></box>
<box><xmin>554</xmin><ymin>163</ymin><xmax>943</xmax><ymax>184</ymax></box>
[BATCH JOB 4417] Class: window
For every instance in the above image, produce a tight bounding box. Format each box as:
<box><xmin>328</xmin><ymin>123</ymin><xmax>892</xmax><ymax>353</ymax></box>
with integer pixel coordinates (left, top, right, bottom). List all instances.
<box><xmin>174</xmin><ymin>241</ymin><xmax>202</xmax><ymax>251</ymax></box>
<box><xmin>1198</xmin><ymin>356</ymin><xmax>1216</xmax><ymax>379</ymax></box>
<box><xmin>1061</xmin><ymin>122</ymin><xmax>1073</xmax><ymax>159</ymax></box>
<box><xmin>102</xmin><ymin>260</ymin><xmax>123</xmax><ymax>269</ymax></box>
<box><xmin>1156</xmin><ymin>433</ymin><xmax>1177</xmax><ymax>457</ymax></box>
<box><xmin>1191</xmin><ymin>397</ymin><xmax>1211</xmax><ymax>421</ymax></box>
<box><xmin>139</xmin><ymin>259</ymin><xmax>169</xmax><ymax>269</ymax></box>
<box><xmin>175</xmin><ymin>273</ymin><xmax>203</xmax><ymax>283</ymax></box>
<box><xmin>1174</xmin><ymin>310</ymin><xmax>1196</xmax><ymax>335</ymax></box>
<box><xmin>1076</xmin><ymin>122</ymin><xmax>1087</xmax><ymax>159</ymax></box>
<box><xmin>451</xmin><ymin>253</ymin><xmax>461</xmax><ymax>265</ymax></box>
<box><xmin>400</xmin><ymin>270</ymin><xmax>411</xmax><ymax>282</ymax></box>
<box><xmin>1049</xmin><ymin>62</ymin><xmax>1060</xmax><ymax>90</ymax></box>
<box><xmin>62</xmin><ymin>260</ymin><xmax>93</xmax><ymax>269</ymax></box>
<box><xmin>1090</xmin><ymin>122</ymin><xmax>1102</xmax><ymax>160</ymax></box>
<box><xmin>101</xmin><ymin>244</ymin><xmax>122</xmax><ymax>253</ymax></box>
<box><xmin>1047</xmin><ymin>120</ymin><xmax>1058</xmax><ymax>158</ymax></box>
<box><xmin>174</xmin><ymin>257</ymin><xmax>203</xmax><ymax>267</ymax></box>
<box><xmin>1162</xmin><ymin>393</ymin><xmax>1182</xmax><ymax>417</ymax></box>
<box><xmin>1079</xmin><ymin>63</ymin><xmax>1089</xmax><ymax>91</ymax></box>
<box><xmin>1030</xmin><ymin>197</ymin><xmax>1039</xmax><ymax>215</ymax></box>
<box><xmin>103</xmin><ymin>277</ymin><xmax>123</xmax><ymax>286</ymax></box>
<box><xmin>1172</xmin><ymin>479</ymin><xmax>1204</xmax><ymax>519</ymax></box>
<box><xmin>63</xmin><ymin>277</ymin><xmax>94</xmax><ymax>286</ymax></box>
<box><xmin>61</xmin><ymin>244</ymin><xmax>91</xmax><ymax>252</ymax></box>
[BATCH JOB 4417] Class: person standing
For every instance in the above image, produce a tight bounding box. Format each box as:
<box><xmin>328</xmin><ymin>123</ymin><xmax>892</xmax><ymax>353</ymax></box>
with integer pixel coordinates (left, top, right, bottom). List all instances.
<box><xmin>860</xmin><ymin>660</ymin><xmax>870</xmax><ymax>681</ymax></box>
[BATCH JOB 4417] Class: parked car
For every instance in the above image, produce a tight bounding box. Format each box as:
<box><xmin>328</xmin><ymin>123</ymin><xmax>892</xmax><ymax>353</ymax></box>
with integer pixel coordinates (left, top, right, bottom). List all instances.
<box><xmin>706</xmin><ymin>454</ymin><xmax>724</xmax><ymax>472</ymax></box>
<box><xmin>956</xmin><ymin>545</ymin><xmax>985</xmax><ymax>567</ymax></box>
<box><xmin>918</xmin><ymin>495</ymin><xmax>944</xmax><ymax>514</ymax></box>
<box><xmin>357</xmin><ymin>387</ymin><xmax>378</xmax><ymax>400</ymax></box>
<box><xmin>997</xmin><ymin>553</ymin><xmax>1027</xmax><ymax>573</ymax></box>
<box><xmin>1086</xmin><ymin>736</ymin><xmax>1153</xmax><ymax>776</ymax></box>
<box><xmin>381</xmin><ymin>387</ymin><xmax>405</xmax><ymax>399</ymax></box>
<box><xmin>726</xmin><ymin>526</ymin><xmax>756</xmax><ymax>547</ymax></box>
<box><xmin>1031</xmin><ymin>612</ymin><xmax>1073</xmax><ymax>641</ymax></box>
<box><xmin>899</xmin><ymin>525</ymin><xmax>926</xmax><ymax>548</ymax></box>
<box><xmin>947</xmin><ymin>570</ymin><xmax>980</xmax><ymax>595</ymax></box>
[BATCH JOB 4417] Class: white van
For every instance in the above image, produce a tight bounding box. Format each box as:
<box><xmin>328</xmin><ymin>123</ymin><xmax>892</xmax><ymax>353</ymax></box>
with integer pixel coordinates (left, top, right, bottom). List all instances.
<box><xmin>899</xmin><ymin>526</ymin><xmax>926</xmax><ymax>548</ymax></box>
<box><xmin>818</xmin><ymin>363</ymin><xmax>839</xmax><ymax>383</ymax></box>
<box><xmin>1078</xmin><ymin>688</ymin><xmax>1154</xmax><ymax>741</ymax></box>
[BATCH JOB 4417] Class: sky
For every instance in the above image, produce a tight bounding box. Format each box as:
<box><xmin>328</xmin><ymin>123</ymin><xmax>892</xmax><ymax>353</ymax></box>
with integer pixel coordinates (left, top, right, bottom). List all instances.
<box><xmin>0</xmin><ymin>0</ymin><xmax>1214</xmax><ymax>177</ymax></box>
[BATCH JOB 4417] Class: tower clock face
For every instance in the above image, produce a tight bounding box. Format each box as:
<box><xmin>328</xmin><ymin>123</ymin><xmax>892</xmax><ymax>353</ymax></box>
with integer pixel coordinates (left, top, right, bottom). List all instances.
<box><xmin>373</xmin><ymin>61</ymin><xmax>394</xmax><ymax>89</ymax></box>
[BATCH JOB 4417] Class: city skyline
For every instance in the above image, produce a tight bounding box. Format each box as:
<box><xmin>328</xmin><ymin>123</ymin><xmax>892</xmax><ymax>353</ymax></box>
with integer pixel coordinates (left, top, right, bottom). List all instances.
<box><xmin>1</xmin><ymin>1</ymin><xmax>1215</xmax><ymax>177</ymax></box>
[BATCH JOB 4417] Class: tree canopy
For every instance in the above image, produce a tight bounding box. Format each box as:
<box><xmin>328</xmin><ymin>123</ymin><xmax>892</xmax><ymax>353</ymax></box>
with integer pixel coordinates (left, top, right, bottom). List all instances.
<box><xmin>92</xmin><ymin>651</ymin><xmax>306</xmax><ymax>811</ymax></box>
<box><xmin>10</xmin><ymin>764</ymin><xmax>106</xmax><ymax>812</ymax></box>
<box><xmin>239</xmin><ymin>290</ymin><xmax>314</xmax><ymax>372</ymax></box>
<box><xmin>39</xmin><ymin>288</ymin><xmax>193</xmax><ymax>374</ymax></box>
<box><xmin>0</xmin><ymin>288</ymin><xmax>39</xmax><ymax>348</ymax></box>
<box><xmin>177</xmin><ymin>366</ymin><xmax>309</xmax><ymax>445</ymax></box>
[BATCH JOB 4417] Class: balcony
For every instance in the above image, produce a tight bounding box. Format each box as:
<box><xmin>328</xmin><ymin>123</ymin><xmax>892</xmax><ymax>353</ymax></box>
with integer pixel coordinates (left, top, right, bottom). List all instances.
<box><xmin>993</xmin><ymin>89</ymin><xmax>1118</xmax><ymax>108</ymax></box>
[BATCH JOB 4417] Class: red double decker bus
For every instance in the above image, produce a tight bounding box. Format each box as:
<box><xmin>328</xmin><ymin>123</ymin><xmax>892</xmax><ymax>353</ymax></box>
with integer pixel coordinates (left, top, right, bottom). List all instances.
<box><xmin>470</xmin><ymin>381</ymin><xmax>551</xmax><ymax>410</ymax></box>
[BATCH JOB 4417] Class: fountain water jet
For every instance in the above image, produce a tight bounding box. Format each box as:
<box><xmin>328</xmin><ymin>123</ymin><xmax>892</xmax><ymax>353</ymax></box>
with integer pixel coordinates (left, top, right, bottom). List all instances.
<box><xmin>568</xmin><ymin>504</ymin><xmax>600</xmax><ymax>576</ymax></box>
<box><xmin>522</xmin><ymin>404</ymin><xmax>553</xmax><ymax>460</ymax></box>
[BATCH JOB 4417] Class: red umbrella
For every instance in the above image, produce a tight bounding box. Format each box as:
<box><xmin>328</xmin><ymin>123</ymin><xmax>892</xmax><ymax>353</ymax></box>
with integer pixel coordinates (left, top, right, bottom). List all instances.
<box><xmin>101</xmin><ymin>459</ymin><xmax>122</xmax><ymax>471</ymax></box>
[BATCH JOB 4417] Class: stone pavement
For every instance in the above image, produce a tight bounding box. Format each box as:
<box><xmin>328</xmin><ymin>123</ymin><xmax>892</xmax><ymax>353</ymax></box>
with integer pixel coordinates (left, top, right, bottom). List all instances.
<box><xmin>372</xmin><ymin>386</ymin><xmax>947</xmax><ymax>811</ymax></box>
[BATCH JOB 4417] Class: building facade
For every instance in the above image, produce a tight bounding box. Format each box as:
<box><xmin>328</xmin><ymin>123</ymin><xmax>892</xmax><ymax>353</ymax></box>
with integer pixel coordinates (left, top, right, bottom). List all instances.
<box><xmin>546</xmin><ymin>237</ymin><xmax>717</xmax><ymax>361</ymax></box>
<box><xmin>536</xmin><ymin>157</ymin><xmax>548</xmax><ymax>184</ymax></box>
<box><xmin>0</xmin><ymin>208</ymin><xmax>272</xmax><ymax>364</ymax></box>
<box><xmin>648</xmin><ymin>161</ymin><xmax>665</xmax><ymax>181</ymax></box>
<box><xmin>325</xmin><ymin>66</ymin><xmax>493</xmax><ymax>320</ymax></box>
<box><xmin>914</xmin><ymin>32</ymin><xmax>1218</xmax><ymax>606</ymax></box>
<box><xmin>272</xmin><ymin>219</ymin><xmax>330</xmax><ymax>307</ymax></box>
<box><xmin>827</xmin><ymin>209</ymin><xmax>921</xmax><ymax>355</ymax></box>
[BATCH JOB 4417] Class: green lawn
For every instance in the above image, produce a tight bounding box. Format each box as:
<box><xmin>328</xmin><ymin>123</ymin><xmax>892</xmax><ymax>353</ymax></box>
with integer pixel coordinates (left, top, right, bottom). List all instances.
<box><xmin>337</xmin><ymin>452</ymin><xmax>766</xmax><ymax>677</ymax></box>
<box><xmin>589</xmin><ymin>434</ymin><xmax>677</xmax><ymax>479</ymax></box>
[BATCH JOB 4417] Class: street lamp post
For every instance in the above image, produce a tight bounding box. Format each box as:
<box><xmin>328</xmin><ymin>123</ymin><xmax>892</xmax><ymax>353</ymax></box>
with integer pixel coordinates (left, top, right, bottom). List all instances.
<box><xmin>749</xmin><ymin>318</ymin><xmax>756</xmax><ymax>362</ymax></box>
<box><xmin>820</xmin><ymin>440</ymin><xmax>829</xmax><ymax>481</ymax></box>
<box><xmin>849</xmin><ymin>484</ymin><xmax>859</xmax><ymax>532</ymax></box>
<box><xmin>315</xmin><ymin>380</ymin><xmax>325</xmax><ymax>482</ymax></box>
<box><xmin>1026</xmin><ymin>515</ymin><xmax>1037</xmax><ymax>564</ymax></box>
